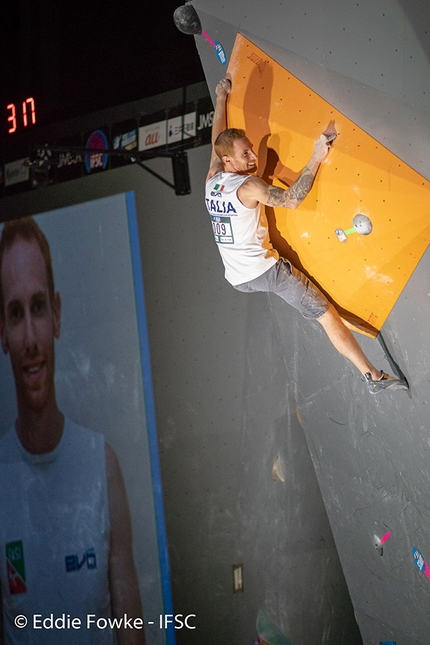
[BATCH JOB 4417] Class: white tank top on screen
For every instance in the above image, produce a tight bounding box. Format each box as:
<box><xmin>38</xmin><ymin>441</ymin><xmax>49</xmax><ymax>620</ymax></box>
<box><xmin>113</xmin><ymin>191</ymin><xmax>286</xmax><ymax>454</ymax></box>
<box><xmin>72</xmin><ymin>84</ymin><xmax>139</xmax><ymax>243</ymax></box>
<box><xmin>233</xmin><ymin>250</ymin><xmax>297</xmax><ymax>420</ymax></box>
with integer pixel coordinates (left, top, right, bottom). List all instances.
<box><xmin>0</xmin><ymin>418</ymin><xmax>113</xmax><ymax>645</ymax></box>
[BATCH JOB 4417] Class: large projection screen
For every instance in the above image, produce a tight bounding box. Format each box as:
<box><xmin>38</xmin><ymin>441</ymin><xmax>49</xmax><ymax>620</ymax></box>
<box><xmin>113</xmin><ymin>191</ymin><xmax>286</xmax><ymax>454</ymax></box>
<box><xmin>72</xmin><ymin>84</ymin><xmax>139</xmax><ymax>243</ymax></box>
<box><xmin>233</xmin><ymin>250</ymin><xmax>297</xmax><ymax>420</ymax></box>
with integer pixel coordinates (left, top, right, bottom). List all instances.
<box><xmin>0</xmin><ymin>192</ymin><xmax>173</xmax><ymax>645</ymax></box>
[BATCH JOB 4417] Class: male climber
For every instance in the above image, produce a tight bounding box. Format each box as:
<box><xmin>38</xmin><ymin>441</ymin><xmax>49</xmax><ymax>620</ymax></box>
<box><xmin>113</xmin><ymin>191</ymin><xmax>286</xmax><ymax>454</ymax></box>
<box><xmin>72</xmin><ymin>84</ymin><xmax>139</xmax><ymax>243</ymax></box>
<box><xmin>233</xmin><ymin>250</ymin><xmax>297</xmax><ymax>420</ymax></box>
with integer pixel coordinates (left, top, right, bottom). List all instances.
<box><xmin>205</xmin><ymin>77</ymin><xmax>408</xmax><ymax>394</ymax></box>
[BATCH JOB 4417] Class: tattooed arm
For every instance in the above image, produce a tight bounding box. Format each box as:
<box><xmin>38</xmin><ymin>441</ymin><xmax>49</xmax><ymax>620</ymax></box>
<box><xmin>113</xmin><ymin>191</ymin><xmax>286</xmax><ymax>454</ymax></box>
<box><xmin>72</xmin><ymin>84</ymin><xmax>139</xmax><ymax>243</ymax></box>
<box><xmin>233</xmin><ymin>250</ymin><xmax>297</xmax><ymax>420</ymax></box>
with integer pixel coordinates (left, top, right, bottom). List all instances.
<box><xmin>267</xmin><ymin>165</ymin><xmax>316</xmax><ymax>209</ymax></box>
<box><xmin>239</xmin><ymin>134</ymin><xmax>333</xmax><ymax>209</ymax></box>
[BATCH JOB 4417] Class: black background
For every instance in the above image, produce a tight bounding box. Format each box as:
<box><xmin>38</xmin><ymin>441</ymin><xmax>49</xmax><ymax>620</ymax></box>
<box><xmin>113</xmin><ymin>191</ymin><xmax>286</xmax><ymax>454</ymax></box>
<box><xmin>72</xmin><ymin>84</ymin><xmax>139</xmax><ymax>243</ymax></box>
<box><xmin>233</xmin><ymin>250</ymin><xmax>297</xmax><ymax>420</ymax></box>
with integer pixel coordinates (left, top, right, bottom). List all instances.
<box><xmin>0</xmin><ymin>0</ymin><xmax>205</xmax><ymax>132</ymax></box>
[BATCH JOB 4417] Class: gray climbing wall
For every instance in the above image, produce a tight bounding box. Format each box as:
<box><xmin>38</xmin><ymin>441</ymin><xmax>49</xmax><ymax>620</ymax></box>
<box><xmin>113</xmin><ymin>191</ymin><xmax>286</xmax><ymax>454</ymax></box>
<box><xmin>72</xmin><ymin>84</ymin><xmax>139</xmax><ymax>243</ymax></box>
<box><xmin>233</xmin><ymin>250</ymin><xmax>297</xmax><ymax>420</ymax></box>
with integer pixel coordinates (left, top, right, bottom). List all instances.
<box><xmin>192</xmin><ymin>0</ymin><xmax>430</xmax><ymax>179</ymax></box>
<box><xmin>189</xmin><ymin>0</ymin><xmax>430</xmax><ymax>642</ymax></box>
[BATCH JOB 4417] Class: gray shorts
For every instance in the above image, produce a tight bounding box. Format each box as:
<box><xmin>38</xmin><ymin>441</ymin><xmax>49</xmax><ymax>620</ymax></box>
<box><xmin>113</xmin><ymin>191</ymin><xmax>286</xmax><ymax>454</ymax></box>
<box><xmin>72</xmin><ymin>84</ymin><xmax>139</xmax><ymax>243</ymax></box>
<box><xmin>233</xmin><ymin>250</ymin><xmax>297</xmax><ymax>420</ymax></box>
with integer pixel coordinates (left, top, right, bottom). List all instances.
<box><xmin>233</xmin><ymin>258</ymin><xmax>329</xmax><ymax>319</ymax></box>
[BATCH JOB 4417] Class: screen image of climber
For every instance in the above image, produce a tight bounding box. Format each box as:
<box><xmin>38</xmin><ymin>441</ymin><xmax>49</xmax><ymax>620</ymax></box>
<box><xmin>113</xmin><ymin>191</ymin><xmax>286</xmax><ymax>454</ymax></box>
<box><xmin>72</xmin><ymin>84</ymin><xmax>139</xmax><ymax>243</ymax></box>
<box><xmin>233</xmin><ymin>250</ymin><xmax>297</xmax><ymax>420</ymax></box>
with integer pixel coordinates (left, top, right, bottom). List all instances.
<box><xmin>0</xmin><ymin>192</ymin><xmax>171</xmax><ymax>645</ymax></box>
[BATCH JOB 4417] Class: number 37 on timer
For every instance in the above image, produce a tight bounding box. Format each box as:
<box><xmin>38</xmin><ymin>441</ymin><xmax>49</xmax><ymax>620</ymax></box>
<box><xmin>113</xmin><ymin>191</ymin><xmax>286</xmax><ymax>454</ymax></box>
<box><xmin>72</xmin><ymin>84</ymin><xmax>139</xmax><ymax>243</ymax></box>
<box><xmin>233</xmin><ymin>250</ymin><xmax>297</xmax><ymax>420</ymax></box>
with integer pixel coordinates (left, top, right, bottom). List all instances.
<box><xmin>7</xmin><ymin>98</ymin><xmax>36</xmax><ymax>133</ymax></box>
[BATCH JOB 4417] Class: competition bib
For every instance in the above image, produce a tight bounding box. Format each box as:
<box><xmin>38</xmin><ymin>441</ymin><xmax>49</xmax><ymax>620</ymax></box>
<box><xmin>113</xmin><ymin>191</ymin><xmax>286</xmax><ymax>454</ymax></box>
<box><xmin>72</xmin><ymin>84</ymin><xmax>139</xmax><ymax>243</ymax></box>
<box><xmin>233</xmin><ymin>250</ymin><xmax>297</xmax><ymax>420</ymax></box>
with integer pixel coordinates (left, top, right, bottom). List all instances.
<box><xmin>211</xmin><ymin>215</ymin><xmax>234</xmax><ymax>244</ymax></box>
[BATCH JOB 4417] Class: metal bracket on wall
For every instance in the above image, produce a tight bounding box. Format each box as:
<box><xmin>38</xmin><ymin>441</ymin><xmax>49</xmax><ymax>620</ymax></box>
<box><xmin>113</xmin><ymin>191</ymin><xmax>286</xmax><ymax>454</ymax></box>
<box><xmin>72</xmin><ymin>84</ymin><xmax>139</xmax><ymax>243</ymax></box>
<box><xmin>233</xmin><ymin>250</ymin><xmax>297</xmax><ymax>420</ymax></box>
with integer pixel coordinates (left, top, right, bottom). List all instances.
<box><xmin>133</xmin><ymin>152</ymin><xmax>191</xmax><ymax>196</ymax></box>
<box><xmin>26</xmin><ymin>145</ymin><xmax>191</xmax><ymax>196</ymax></box>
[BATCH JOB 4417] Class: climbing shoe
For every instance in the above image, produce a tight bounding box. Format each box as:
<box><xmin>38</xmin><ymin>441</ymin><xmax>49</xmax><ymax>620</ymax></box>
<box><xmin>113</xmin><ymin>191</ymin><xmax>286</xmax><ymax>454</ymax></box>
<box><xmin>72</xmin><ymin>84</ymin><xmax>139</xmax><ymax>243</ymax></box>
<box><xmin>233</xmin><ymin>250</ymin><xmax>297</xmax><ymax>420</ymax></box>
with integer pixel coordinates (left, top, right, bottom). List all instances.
<box><xmin>364</xmin><ymin>370</ymin><xmax>409</xmax><ymax>395</ymax></box>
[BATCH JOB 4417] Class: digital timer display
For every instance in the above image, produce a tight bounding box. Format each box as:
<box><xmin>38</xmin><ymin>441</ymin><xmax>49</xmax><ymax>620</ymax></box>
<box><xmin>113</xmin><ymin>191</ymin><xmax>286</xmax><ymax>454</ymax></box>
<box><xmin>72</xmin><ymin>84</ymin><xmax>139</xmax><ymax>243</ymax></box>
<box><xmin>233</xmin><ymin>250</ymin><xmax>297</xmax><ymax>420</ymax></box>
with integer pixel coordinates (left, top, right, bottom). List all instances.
<box><xmin>6</xmin><ymin>98</ymin><xmax>36</xmax><ymax>133</ymax></box>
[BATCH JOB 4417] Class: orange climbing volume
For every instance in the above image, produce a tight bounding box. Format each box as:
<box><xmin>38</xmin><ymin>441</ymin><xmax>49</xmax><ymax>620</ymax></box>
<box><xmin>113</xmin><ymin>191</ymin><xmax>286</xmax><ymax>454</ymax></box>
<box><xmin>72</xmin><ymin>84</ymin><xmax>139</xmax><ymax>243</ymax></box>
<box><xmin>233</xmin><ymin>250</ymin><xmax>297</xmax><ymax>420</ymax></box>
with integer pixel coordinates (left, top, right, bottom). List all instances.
<box><xmin>226</xmin><ymin>34</ymin><xmax>430</xmax><ymax>336</ymax></box>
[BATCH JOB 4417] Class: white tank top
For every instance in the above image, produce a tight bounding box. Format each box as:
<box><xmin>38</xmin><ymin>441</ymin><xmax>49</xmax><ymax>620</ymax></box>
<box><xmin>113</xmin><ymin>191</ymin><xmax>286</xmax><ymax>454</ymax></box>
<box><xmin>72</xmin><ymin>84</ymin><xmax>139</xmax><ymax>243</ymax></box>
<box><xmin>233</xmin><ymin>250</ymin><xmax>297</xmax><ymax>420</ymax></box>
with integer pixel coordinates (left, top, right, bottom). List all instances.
<box><xmin>205</xmin><ymin>171</ymin><xmax>278</xmax><ymax>285</ymax></box>
<box><xmin>0</xmin><ymin>419</ymin><xmax>113</xmax><ymax>645</ymax></box>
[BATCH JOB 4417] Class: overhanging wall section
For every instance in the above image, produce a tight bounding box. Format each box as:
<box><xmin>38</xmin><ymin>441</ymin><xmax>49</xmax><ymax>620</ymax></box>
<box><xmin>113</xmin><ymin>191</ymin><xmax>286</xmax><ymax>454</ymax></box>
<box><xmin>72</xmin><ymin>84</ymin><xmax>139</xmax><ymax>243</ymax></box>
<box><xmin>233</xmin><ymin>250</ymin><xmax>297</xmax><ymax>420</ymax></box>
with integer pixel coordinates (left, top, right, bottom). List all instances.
<box><xmin>191</xmin><ymin>0</ymin><xmax>430</xmax><ymax>642</ymax></box>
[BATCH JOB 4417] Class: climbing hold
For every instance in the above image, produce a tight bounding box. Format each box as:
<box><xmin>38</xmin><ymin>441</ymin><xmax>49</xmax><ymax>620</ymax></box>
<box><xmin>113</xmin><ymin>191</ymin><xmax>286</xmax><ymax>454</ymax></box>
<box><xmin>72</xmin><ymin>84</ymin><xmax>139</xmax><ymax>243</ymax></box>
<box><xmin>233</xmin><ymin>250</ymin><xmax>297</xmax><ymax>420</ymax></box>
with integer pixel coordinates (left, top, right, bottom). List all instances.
<box><xmin>256</xmin><ymin>610</ymin><xmax>293</xmax><ymax>645</ymax></box>
<box><xmin>336</xmin><ymin>214</ymin><xmax>373</xmax><ymax>242</ymax></box>
<box><xmin>173</xmin><ymin>4</ymin><xmax>227</xmax><ymax>64</ymax></box>
<box><xmin>173</xmin><ymin>4</ymin><xmax>202</xmax><ymax>35</ymax></box>
<box><xmin>272</xmin><ymin>454</ymin><xmax>285</xmax><ymax>482</ymax></box>
<box><xmin>374</xmin><ymin>535</ymin><xmax>383</xmax><ymax>556</ymax></box>
<box><xmin>374</xmin><ymin>532</ymin><xmax>390</xmax><ymax>556</ymax></box>
<box><xmin>353</xmin><ymin>214</ymin><xmax>373</xmax><ymax>235</ymax></box>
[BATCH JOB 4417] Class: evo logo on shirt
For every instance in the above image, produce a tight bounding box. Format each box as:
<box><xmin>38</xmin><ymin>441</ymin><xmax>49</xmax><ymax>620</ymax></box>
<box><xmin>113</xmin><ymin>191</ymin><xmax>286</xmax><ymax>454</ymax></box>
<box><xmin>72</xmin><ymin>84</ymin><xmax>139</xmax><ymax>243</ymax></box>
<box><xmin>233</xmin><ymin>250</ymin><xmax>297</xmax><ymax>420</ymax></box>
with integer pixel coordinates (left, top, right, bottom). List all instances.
<box><xmin>6</xmin><ymin>540</ymin><xmax>27</xmax><ymax>594</ymax></box>
<box><xmin>66</xmin><ymin>547</ymin><xmax>97</xmax><ymax>572</ymax></box>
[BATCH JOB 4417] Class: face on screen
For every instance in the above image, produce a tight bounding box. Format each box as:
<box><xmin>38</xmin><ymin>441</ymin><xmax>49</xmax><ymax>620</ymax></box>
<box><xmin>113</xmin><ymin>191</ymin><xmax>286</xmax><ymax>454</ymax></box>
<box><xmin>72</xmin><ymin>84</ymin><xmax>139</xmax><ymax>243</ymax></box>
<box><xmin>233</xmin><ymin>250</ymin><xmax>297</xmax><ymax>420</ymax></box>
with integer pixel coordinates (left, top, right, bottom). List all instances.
<box><xmin>0</xmin><ymin>237</ymin><xmax>61</xmax><ymax>412</ymax></box>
